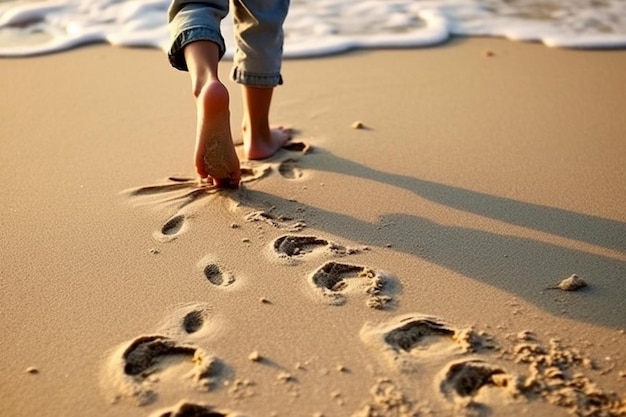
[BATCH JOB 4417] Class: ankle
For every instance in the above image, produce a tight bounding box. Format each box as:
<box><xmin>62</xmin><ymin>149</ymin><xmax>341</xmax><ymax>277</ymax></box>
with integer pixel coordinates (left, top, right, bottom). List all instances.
<box><xmin>193</xmin><ymin>77</ymin><xmax>226</xmax><ymax>101</ymax></box>
<box><xmin>242</xmin><ymin>120</ymin><xmax>271</xmax><ymax>142</ymax></box>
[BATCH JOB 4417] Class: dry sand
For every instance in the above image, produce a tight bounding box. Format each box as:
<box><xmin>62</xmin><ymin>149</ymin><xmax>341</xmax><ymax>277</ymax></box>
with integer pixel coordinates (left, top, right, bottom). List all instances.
<box><xmin>1</xmin><ymin>38</ymin><xmax>625</xmax><ymax>417</ymax></box>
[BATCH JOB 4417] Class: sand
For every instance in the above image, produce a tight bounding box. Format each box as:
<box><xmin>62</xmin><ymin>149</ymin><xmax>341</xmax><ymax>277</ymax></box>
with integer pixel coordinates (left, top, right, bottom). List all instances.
<box><xmin>1</xmin><ymin>38</ymin><xmax>625</xmax><ymax>417</ymax></box>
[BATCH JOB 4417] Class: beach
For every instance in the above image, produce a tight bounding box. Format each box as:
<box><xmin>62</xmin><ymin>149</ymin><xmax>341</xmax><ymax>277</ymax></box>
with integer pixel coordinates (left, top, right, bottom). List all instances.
<box><xmin>1</xmin><ymin>37</ymin><xmax>625</xmax><ymax>416</ymax></box>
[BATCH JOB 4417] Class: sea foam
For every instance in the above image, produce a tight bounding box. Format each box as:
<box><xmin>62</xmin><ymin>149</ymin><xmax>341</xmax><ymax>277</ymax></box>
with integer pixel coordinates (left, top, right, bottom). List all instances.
<box><xmin>0</xmin><ymin>0</ymin><xmax>625</xmax><ymax>57</ymax></box>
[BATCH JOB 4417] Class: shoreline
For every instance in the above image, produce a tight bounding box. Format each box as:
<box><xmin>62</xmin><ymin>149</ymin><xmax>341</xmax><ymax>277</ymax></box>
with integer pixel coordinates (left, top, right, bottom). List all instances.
<box><xmin>1</xmin><ymin>38</ymin><xmax>625</xmax><ymax>416</ymax></box>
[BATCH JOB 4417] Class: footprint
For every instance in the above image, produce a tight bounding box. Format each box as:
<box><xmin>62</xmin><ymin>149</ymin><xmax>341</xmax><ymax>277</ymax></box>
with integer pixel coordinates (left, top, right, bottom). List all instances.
<box><xmin>308</xmin><ymin>261</ymin><xmax>394</xmax><ymax>309</ymax></box>
<box><xmin>240</xmin><ymin>163</ymin><xmax>272</xmax><ymax>184</ymax></box>
<box><xmin>438</xmin><ymin>359</ymin><xmax>517</xmax><ymax>416</ymax></box>
<box><xmin>162</xmin><ymin>214</ymin><xmax>185</xmax><ymax>236</ymax></box>
<box><xmin>245</xmin><ymin>210</ymin><xmax>306</xmax><ymax>232</ymax></box>
<box><xmin>149</xmin><ymin>401</ymin><xmax>241</xmax><ymax>417</ymax></box>
<box><xmin>203</xmin><ymin>263</ymin><xmax>234</xmax><ymax>287</ymax></box>
<box><xmin>274</xmin><ymin>235</ymin><xmax>328</xmax><ymax>256</ymax></box>
<box><xmin>360</xmin><ymin>314</ymin><xmax>494</xmax><ymax>372</ymax></box>
<box><xmin>183</xmin><ymin>310</ymin><xmax>205</xmax><ymax>334</ymax></box>
<box><xmin>101</xmin><ymin>335</ymin><xmax>222</xmax><ymax>406</ymax></box>
<box><xmin>122</xmin><ymin>336</ymin><xmax>195</xmax><ymax>376</ymax></box>
<box><xmin>440</xmin><ymin>359</ymin><xmax>508</xmax><ymax>398</ymax></box>
<box><xmin>282</xmin><ymin>141</ymin><xmax>312</xmax><ymax>154</ymax></box>
<box><xmin>155</xmin><ymin>213</ymin><xmax>188</xmax><ymax>242</ymax></box>
<box><xmin>383</xmin><ymin>317</ymin><xmax>455</xmax><ymax>352</ymax></box>
<box><xmin>269</xmin><ymin>234</ymin><xmax>355</xmax><ymax>265</ymax></box>
<box><xmin>278</xmin><ymin>158</ymin><xmax>303</xmax><ymax>180</ymax></box>
<box><xmin>197</xmin><ymin>255</ymin><xmax>236</xmax><ymax>288</ymax></box>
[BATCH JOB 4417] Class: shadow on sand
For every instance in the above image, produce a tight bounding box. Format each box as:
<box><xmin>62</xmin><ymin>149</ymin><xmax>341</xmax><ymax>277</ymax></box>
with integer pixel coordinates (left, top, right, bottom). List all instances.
<box><xmin>238</xmin><ymin>148</ymin><xmax>625</xmax><ymax>329</ymax></box>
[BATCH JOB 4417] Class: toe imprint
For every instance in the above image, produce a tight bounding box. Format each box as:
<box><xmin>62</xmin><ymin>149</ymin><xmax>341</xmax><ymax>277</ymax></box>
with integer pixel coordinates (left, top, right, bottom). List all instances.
<box><xmin>278</xmin><ymin>158</ymin><xmax>303</xmax><ymax>179</ymax></box>
<box><xmin>282</xmin><ymin>141</ymin><xmax>312</xmax><ymax>154</ymax></box>
<box><xmin>309</xmin><ymin>261</ymin><xmax>394</xmax><ymax>308</ymax></box>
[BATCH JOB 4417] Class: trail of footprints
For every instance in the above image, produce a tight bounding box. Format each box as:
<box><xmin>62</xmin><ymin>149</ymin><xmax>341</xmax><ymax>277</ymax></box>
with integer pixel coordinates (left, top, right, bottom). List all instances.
<box><xmin>111</xmin><ymin>143</ymin><xmax>625</xmax><ymax>417</ymax></box>
<box><xmin>102</xmin><ymin>306</ymin><xmax>518</xmax><ymax>415</ymax></box>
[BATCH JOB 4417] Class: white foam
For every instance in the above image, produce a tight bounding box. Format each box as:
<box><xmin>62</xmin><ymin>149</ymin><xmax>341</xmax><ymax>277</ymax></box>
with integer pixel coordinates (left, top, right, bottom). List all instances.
<box><xmin>0</xmin><ymin>0</ymin><xmax>625</xmax><ymax>58</ymax></box>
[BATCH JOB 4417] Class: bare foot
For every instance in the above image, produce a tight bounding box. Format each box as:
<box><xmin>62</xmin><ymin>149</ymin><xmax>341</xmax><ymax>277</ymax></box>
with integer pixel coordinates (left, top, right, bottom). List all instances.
<box><xmin>243</xmin><ymin>125</ymin><xmax>292</xmax><ymax>160</ymax></box>
<box><xmin>195</xmin><ymin>80</ymin><xmax>241</xmax><ymax>188</ymax></box>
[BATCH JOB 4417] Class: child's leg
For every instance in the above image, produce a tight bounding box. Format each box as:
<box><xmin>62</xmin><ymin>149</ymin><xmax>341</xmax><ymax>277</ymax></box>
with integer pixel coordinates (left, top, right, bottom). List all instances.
<box><xmin>168</xmin><ymin>1</ymin><xmax>240</xmax><ymax>187</ymax></box>
<box><xmin>185</xmin><ymin>41</ymin><xmax>241</xmax><ymax>187</ymax></box>
<box><xmin>231</xmin><ymin>0</ymin><xmax>292</xmax><ymax>160</ymax></box>
<box><xmin>241</xmin><ymin>86</ymin><xmax>291</xmax><ymax>160</ymax></box>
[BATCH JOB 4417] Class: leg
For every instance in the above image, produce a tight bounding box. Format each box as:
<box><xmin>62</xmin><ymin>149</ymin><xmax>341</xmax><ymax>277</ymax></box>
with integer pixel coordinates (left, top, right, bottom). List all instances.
<box><xmin>241</xmin><ymin>86</ymin><xmax>292</xmax><ymax>160</ymax></box>
<box><xmin>167</xmin><ymin>0</ymin><xmax>240</xmax><ymax>187</ymax></box>
<box><xmin>232</xmin><ymin>0</ymin><xmax>291</xmax><ymax>160</ymax></box>
<box><xmin>184</xmin><ymin>41</ymin><xmax>240</xmax><ymax>187</ymax></box>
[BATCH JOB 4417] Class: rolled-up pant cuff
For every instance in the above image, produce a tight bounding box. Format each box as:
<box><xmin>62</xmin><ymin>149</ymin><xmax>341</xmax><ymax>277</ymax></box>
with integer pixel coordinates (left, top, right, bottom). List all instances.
<box><xmin>167</xmin><ymin>0</ymin><xmax>288</xmax><ymax>86</ymax></box>
<box><xmin>231</xmin><ymin>67</ymin><xmax>283</xmax><ymax>87</ymax></box>
<box><xmin>168</xmin><ymin>26</ymin><xmax>225</xmax><ymax>72</ymax></box>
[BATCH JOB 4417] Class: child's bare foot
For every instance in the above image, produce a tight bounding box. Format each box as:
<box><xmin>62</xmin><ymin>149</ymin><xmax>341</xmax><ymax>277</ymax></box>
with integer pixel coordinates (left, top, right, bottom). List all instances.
<box><xmin>242</xmin><ymin>125</ymin><xmax>292</xmax><ymax>160</ymax></box>
<box><xmin>240</xmin><ymin>85</ymin><xmax>291</xmax><ymax>161</ymax></box>
<box><xmin>195</xmin><ymin>80</ymin><xmax>241</xmax><ymax>188</ymax></box>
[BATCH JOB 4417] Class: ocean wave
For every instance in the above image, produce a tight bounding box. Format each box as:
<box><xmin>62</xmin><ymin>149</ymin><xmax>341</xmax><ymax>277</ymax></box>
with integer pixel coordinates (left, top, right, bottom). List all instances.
<box><xmin>1</xmin><ymin>0</ymin><xmax>625</xmax><ymax>57</ymax></box>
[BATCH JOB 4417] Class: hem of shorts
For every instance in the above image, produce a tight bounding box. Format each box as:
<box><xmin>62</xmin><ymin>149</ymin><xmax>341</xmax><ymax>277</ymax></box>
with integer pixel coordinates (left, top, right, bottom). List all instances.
<box><xmin>168</xmin><ymin>27</ymin><xmax>225</xmax><ymax>72</ymax></box>
<box><xmin>231</xmin><ymin>67</ymin><xmax>283</xmax><ymax>87</ymax></box>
